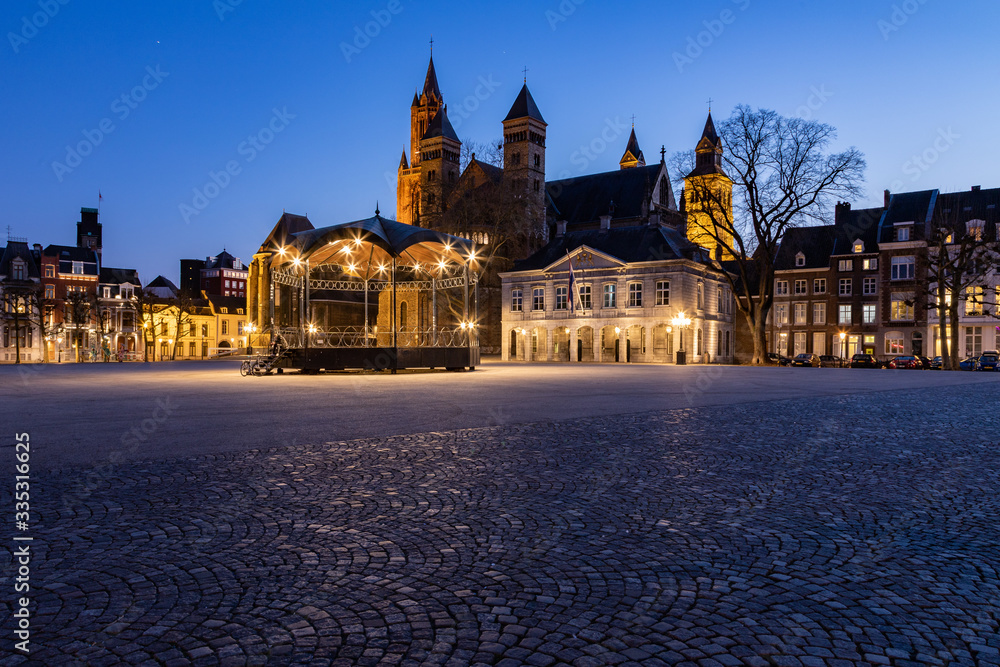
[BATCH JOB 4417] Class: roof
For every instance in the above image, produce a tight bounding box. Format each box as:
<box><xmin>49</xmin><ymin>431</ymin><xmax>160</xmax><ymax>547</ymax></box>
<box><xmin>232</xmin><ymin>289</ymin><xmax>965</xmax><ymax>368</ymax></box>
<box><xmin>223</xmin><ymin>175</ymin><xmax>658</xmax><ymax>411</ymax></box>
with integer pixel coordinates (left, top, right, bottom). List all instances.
<box><xmin>878</xmin><ymin>189</ymin><xmax>937</xmax><ymax>242</ymax></box>
<box><xmin>422</xmin><ymin>106</ymin><xmax>460</xmax><ymax>142</ymax></box>
<box><xmin>422</xmin><ymin>55</ymin><xmax>442</xmax><ymax>101</ymax></box>
<box><xmin>831</xmin><ymin>205</ymin><xmax>884</xmax><ymax>254</ymax></box>
<box><xmin>206</xmin><ymin>294</ymin><xmax>247</xmax><ymax>313</ymax></box>
<box><xmin>701</xmin><ymin>112</ymin><xmax>720</xmax><ymax>146</ymax></box>
<box><xmin>620</xmin><ymin>128</ymin><xmax>644</xmax><ymax>166</ymax></box>
<box><xmin>513</xmin><ymin>224</ymin><xmax>711</xmax><ymax>272</ymax></box>
<box><xmin>258</xmin><ymin>213</ymin><xmax>315</xmax><ymax>254</ymax></box>
<box><xmin>205</xmin><ymin>250</ymin><xmax>243</xmax><ymax>270</ymax></box>
<box><xmin>503</xmin><ymin>84</ymin><xmax>545</xmax><ymax>124</ymax></box>
<box><xmin>399</xmin><ymin>150</ymin><xmax>409</xmax><ymax>170</ymax></box>
<box><xmin>774</xmin><ymin>225</ymin><xmax>837</xmax><ymax>270</ymax></box>
<box><xmin>470</xmin><ymin>159</ymin><xmax>503</xmax><ymax>184</ymax></box>
<box><xmin>146</xmin><ymin>275</ymin><xmax>179</xmax><ymax>297</ymax></box>
<box><xmin>0</xmin><ymin>241</ymin><xmax>40</xmax><ymax>280</ymax></box>
<box><xmin>42</xmin><ymin>244</ymin><xmax>99</xmax><ymax>263</ymax></box>
<box><xmin>99</xmin><ymin>267</ymin><xmax>140</xmax><ymax>285</ymax></box>
<box><xmin>546</xmin><ymin>164</ymin><xmax>665</xmax><ymax>225</ymax></box>
<box><xmin>933</xmin><ymin>187</ymin><xmax>1000</xmax><ymax>239</ymax></box>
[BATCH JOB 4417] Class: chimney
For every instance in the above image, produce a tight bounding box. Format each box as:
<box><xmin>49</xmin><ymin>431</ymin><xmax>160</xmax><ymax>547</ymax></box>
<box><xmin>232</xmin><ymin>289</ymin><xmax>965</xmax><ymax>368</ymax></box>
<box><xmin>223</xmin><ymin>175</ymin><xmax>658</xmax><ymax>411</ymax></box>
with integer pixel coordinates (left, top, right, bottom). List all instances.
<box><xmin>835</xmin><ymin>201</ymin><xmax>851</xmax><ymax>226</ymax></box>
<box><xmin>33</xmin><ymin>243</ymin><xmax>42</xmax><ymax>254</ymax></box>
<box><xmin>884</xmin><ymin>189</ymin><xmax>891</xmax><ymax>208</ymax></box>
<box><xmin>556</xmin><ymin>220</ymin><xmax>567</xmax><ymax>237</ymax></box>
<box><xmin>599</xmin><ymin>215</ymin><xmax>611</xmax><ymax>231</ymax></box>
<box><xmin>972</xmin><ymin>185</ymin><xmax>981</xmax><ymax>192</ymax></box>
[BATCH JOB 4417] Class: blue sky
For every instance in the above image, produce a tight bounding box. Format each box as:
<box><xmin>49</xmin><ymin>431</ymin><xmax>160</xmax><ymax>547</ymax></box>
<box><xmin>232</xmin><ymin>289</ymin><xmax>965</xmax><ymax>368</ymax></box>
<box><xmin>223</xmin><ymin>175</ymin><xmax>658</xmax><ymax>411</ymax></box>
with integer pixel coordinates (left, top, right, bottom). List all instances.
<box><xmin>3</xmin><ymin>0</ymin><xmax>998</xmax><ymax>283</ymax></box>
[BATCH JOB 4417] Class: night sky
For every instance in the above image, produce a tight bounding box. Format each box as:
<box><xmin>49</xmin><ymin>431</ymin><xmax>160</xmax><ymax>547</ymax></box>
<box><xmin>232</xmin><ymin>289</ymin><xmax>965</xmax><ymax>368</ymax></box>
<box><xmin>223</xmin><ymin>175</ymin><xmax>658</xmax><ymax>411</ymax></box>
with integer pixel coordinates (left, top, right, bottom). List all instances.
<box><xmin>4</xmin><ymin>0</ymin><xmax>998</xmax><ymax>284</ymax></box>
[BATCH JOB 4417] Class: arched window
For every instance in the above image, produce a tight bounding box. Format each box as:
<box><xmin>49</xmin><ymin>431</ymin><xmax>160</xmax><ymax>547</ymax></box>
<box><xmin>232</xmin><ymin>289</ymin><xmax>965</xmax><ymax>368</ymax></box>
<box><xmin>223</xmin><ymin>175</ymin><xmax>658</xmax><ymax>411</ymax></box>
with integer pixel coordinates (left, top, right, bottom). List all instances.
<box><xmin>659</xmin><ymin>177</ymin><xmax>670</xmax><ymax>207</ymax></box>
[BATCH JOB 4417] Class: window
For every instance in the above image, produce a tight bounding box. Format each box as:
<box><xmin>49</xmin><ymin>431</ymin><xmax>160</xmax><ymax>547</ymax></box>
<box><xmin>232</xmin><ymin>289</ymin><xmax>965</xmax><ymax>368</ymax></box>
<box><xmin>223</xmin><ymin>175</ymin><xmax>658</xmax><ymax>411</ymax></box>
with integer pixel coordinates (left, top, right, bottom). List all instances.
<box><xmin>853</xmin><ymin>241</ymin><xmax>864</xmax><ymax>253</ymax></box>
<box><xmin>794</xmin><ymin>303</ymin><xmax>807</xmax><ymax>324</ymax></box>
<box><xmin>794</xmin><ymin>332</ymin><xmax>807</xmax><ymax>356</ymax></box>
<box><xmin>795</xmin><ymin>253</ymin><xmax>805</xmax><ymax>267</ymax></box>
<box><xmin>201</xmin><ymin>323</ymin><xmax>208</xmax><ymax>337</ymax></box>
<box><xmin>896</xmin><ymin>226</ymin><xmax>911</xmax><ymax>242</ymax></box>
<box><xmin>839</xmin><ymin>278</ymin><xmax>852</xmax><ymax>296</ymax></box>
<box><xmin>885</xmin><ymin>334</ymin><xmax>904</xmax><ymax>355</ymax></box>
<box><xmin>863</xmin><ymin>277</ymin><xmax>877</xmax><ymax>295</ymax></box>
<box><xmin>511</xmin><ymin>289</ymin><xmax>522</xmax><ymax>312</ymax></box>
<box><xmin>555</xmin><ymin>286</ymin><xmax>567</xmax><ymax>310</ymax></box>
<box><xmin>44</xmin><ymin>285</ymin><xmax>54</xmax><ymax>299</ymax></box>
<box><xmin>225</xmin><ymin>280</ymin><xmax>231</xmax><ymax>288</ymax></box>
<box><xmin>121</xmin><ymin>287</ymin><xmax>133</xmax><ymax>299</ymax></box>
<box><xmin>628</xmin><ymin>283</ymin><xmax>642</xmax><ymax>308</ymax></box>
<box><xmin>72</xmin><ymin>261</ymin><xmax>84</xmax><ymax>275</ymax></box>
<box><xmin>189</xmin><ymin>341</ymin><xmax>196</xmax><ymax>356</ymax></box>
<box><xmin>534</xmin><ymin>154</ymin><xmax>541</xmax><ymax>168</ymax></box>
<box><xmin>603</xmin><ymin>284</ymin><xmax>616</xmax><ymax>308</ymax></box>
<box><xmin>967</xmin><ymin>220</ymin><xmax>985</xmax><ymax>241</ymax></box>
<box><xmin>511</xmin><ymin>152</ymin><xmax>521</xmax><ymax>166</ymax></box>
<box><xmin>774</xmin><ymin>304</ymin><xmax>788</xmax><ymax>325</ymax></box>
<box><xmin>863</xmin><ymin>304</ymin><xmax>876</xmax><ymax>324</ymax></box>
<box><xmin>838</xmin><ymin>304</ymin><xmax>852</xmax><ymax>325</ymax></box>
<box><xmin>102</xmin><ymin>287</ymin><xmax>111</xmax><ymax>298</ymax></box>
<box><xmin>44</xmin><ymin>265</ymin><xmax>54</xmax><ymax>278</ymax></box>
<box><xmin>890</xmin><ymin>294</ymin><xmax>914</xmax><ymax>321</ymax></box>
<box><xmin>532</xmin><ymin>287</ymin><xmax>545</xmax><ymax>311</ymax></box>
<box><xmin>814</xmin><ymin>278</ymin><xmax>826</xmax><ymax>294</ymax></box>
<box><xmin>838</xmin><ymin>260</ymin><xmax>853</xmax><ymax>272</ymax></box>
<box><xmin>890</xmin><ymin>256</ymin><xmax>915</xmax><ymax>280</ymax></box>
<box><xmin>862</xmin><ymin>258</ymin><xmax>878</xmax><ymax>271</ymax></box>
<box><xmin>222</xmin><ymin>320</ymin><xmax>229</xmax><ymax>335</ymax></box>
<box><xmin>11</xmin><ymin>261</ymin><xmax>25</xmax><ymax>280</ymax></box>
<box><xmin>794</xmin><ymin>280</ymin><xmax>807</xmax><ymax>295</ymax></box>
<box><xmin>697</xmin><ymin>283</ymin><xmax>704</xmax><ymax>309</ymax></box>
<box><xmin>578</xmin><ymin>285</ymin><xmax>592</xmax><ymax>310</ymax></box>
<box><xmin>965</xmin><ymin>326</ymin><xmax>983</xmax><ymax>356</ymax></box>
<box><xmin>238</xmin><ymin>321</ymin><xmax>244</xmax><ymax>335</ymax></box>
<box><xmin>775</xmin><ymin>280</ymin><xmax>789</xmax><ymax>296</ymax></box>
<box><xmin>655</xmin><ymin>281</ymin><xmax>670</xmax><ymax>306</ymax></box>
<box><xmin>966</xmin><ymin>286</ymin><xmax>984</xmax><ymax>315</ymax></box>
<box><xmin>813</xmin><ymin>303</ymin><xmax>826</xmax><ymax>325</ymax></box>
<box><xmin>220</xmin><ymin>307</ymin><xmax>228</xmax><ymax>314</ymax></box>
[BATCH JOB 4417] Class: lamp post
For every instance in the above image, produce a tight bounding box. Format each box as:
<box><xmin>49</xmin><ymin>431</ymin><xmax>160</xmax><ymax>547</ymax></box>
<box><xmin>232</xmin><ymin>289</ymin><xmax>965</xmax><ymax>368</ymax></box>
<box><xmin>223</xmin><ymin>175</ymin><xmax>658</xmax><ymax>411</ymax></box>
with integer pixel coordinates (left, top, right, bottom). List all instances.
<box><xmin>671</xmin><ymin>312</ymin><xmax>692</xmax><ymax>365</ymax></box>
<box><xmin>839</xmin><ymin>331</ymin><xmax>846</xmax><ymax>366</ymax></box>
<box><xmin>245</xmin><ymin>323</ymin><xmax>256</xmax><ymax>355</ymax></box>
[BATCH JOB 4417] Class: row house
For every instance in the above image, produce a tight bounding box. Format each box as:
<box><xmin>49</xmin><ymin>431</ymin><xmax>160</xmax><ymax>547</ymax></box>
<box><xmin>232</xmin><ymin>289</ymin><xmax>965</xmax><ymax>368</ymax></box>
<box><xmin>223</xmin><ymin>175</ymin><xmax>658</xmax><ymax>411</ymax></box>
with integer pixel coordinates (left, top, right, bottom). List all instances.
<box><xmin>0</xmin><ymin>238</ymin><xmax>44</xmax><ymax>362</ymax></box>
<box><xmin>98</xmin><ymin>267</ymin><xmax>143</xmax><ymax>358</ymax></box>
<box><xmin>772</xmin><ymin>186</ymin><xmax>1000</xmax><ymax>362</ymax></box>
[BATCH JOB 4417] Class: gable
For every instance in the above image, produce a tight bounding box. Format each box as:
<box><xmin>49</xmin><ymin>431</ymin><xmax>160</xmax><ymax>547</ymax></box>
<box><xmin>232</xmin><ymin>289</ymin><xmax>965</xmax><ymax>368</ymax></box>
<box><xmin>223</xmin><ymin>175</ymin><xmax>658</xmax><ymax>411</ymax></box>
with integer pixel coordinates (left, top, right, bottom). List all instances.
<box><xmin>540</xmin><ymin>245</ymin><xmax>626</xmax><ymax>273</ymax></box>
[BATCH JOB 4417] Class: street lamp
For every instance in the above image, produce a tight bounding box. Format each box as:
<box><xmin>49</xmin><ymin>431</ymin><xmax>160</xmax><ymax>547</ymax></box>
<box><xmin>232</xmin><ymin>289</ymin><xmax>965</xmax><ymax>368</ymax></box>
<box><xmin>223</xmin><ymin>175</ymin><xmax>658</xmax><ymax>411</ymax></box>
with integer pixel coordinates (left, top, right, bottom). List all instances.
<box><xmin>671</xmin><ymin>312</ymin><xmax>692</xmax><ymax>365</ymax></box>
<box><xmin>839</xmin><ymin>331</ymin><xmax>847</xmax><ymax>366</ymax></box>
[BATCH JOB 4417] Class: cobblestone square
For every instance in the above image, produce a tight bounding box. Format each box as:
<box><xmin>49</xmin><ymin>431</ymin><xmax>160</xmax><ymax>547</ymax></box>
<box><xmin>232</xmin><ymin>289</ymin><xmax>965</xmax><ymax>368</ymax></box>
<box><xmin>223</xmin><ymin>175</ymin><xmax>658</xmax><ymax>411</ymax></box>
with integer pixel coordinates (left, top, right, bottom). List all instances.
<box><xmin>3</xmin><ymin>363</ymin><xmax>1000</xmax><ymax>666</ymax></box>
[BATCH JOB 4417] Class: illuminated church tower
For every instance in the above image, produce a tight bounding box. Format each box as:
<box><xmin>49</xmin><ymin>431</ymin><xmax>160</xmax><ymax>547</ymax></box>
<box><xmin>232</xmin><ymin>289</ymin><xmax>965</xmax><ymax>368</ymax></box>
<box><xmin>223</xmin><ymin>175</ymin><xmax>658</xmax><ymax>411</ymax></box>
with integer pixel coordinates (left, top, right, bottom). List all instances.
<box><xmin>397</xmin><ymin>54</ymin><xmax>461</xmax><ymax>227</ymax></box>
<box><xmin>683</xmin><ymin>112</ymin><xmax>734</xmax><ymax>260</ymax></box>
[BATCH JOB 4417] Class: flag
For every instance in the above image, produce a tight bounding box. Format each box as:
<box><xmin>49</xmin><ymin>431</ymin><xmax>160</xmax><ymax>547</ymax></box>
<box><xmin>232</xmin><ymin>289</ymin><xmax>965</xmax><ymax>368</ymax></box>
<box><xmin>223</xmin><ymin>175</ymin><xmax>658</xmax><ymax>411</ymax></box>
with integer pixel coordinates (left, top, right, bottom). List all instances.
<box><xmin>567</xmin><ymin>250</ymin><xmax>575</xmax><ymax>314</ymax></box>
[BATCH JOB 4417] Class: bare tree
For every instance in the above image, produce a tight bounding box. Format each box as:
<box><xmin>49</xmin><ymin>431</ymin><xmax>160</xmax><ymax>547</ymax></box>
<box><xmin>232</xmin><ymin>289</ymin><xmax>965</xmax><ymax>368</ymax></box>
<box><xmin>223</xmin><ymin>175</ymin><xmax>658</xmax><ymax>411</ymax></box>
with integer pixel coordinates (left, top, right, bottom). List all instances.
<box><xmin>920</xmin><ymin>212</ymin><xmax>1000</xmax><ymax>370</ymax></box>
<box><xmin>672</xmin><ymin>106</ymin><xmax>866</xmax><ymax>364</ymax></box>
<box><xmin>64</xmin><ymin>290</ymin><xmax>96</xmax><ymax>362</ymax></box>
<box><xmin>459</xmin><ymin>140</ymin><xmax>504</xmax><ymax>172</ymax></box>
<box><xmin>130</xmin><ymin>287</ymin><xmax>158</xmax><ymax>362</ymax></box>
<box><xmin>1</xmin><ymin>285</ymin><xmax>34</xmax><ymax>364</ymax></box>
<box><xmin>168</xmin><ymin>289</ymin><xmax>197</xmax><ymax>360</ymax></box>
<box><xmin>27</xmin><ymin>284</ymin><xmax>54</xmax><ymax>363</ymax></box>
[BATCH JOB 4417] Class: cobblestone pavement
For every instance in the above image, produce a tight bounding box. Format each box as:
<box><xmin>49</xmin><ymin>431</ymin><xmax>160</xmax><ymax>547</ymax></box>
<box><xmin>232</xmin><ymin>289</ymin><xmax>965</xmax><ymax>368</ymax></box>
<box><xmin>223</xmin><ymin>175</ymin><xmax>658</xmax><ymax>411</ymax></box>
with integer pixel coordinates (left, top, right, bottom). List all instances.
<box><xmin>5</xmin><ymin>383</ymin><xmax>1000</xmax><ymax>666</ymax></box>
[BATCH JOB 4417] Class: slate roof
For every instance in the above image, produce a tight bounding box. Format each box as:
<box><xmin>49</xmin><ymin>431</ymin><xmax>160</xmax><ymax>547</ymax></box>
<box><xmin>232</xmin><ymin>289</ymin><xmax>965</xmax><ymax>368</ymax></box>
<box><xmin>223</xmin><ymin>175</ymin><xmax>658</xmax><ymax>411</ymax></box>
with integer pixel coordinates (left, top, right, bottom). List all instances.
<box><xmin>831</xmin><ymin>206</ymin><xmax>884</xmax><ymax>255</ymax></box>
<box><xmin>99</xmin><ymin>267</ymin><xmax>140</xmax><ymax>285</ymax></box>
<box><xmin>773</xmin><ymin>225</ymin><xmax>837</xmax><ymax>271</ymax></box>
<box><xmin>878</xmin><ymin>190</ymin><xmax>937</xmax><ymax>242</ymax></box>
<box><xmin>422</xmin><ymin>56</ymin><xmax>442</xmax><ymax>101</ymax></box>
<box><xmin>259</xmin><ymin>213</ymin><xmax>315</xmax><ymax>253</ymax></box>
<box><xmin>146</xmin><ymin>275</ymin><xmax>178</xmax><ymax>297</ymax></box>
<box><xmin>933</xmin><ymin>187</ymin><xmax>1000</xmax><ymax>240</ymax></box>
<box><xmin>503</xmin><ymin>84</ymin><xmax>545</xmax><ymax>124</ymax></box>
<box><xmin>470</xmin><ymin>159</ymin><xmax>503</xmax><ymax>184</ymax></box>
<box><xmin>43</xmin><ymin>244</ymin><xmax>99</xmax><ymax>263</ymax></box>
<box><xmin>205</xmin><ymin>250</ymin><xmax>242</xmax><ymax>270</ymax></box>
<box><xmin>701</xmin><ymin>112</ymin><xmax>720</xmax><ymax>146</ymax></box>
<box><xmin>206</xmin><ymin>294</ymin><xmax>247</xmax><ymax>313</ymax></box>
<box><xmin>546</xmin><ymin>164</ymin><xmax>664</xmax><ymax>225</ymax></box>
<box><xmin>513</xmin><ymin>224</ymin><xmax>710</xmax><ymax>272</ymax></box>
<box><xmin>422</xmin><ymin>106</ymin><xmax>460</xmax><ymax>142</ymax></box>
<box><xmin>0</xmin><ymin>241</ymin><xmax>40</xmax><ymax>280</ymax></box>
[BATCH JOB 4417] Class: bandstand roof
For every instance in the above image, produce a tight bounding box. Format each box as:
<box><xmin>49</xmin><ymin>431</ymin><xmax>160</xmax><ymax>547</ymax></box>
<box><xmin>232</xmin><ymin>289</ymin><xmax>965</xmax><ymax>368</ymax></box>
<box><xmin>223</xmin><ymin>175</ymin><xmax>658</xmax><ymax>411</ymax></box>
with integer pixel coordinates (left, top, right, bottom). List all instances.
<box><xmin>271</xmin><ymin>213</ymin><xmax>477</xmax><ymax>280</ymax></box>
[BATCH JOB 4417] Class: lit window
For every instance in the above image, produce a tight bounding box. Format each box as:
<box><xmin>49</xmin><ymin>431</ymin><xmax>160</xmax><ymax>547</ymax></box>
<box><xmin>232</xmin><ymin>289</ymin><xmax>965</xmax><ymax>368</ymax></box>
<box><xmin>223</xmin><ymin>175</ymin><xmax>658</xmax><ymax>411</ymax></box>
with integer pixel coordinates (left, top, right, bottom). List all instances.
<box><xmin>890</xmin><ymin>294</ymin><xmax>914</xmax><ymax>320</ymax></box>
<box><xmin>222</xmin><ymin>320</ymin><xmax>229</xmax><ymax>335</ymax></box>
<box><xmin>813</xmin><ymin>303</ymin><xmax>826</xmax><ymax>325</ymax></box>
<box><xmin>794</xmin><ymin>303</ymin><xmax>807</xmax><ymax>324</ymax></box>
<box><xmin>838</xmin><ymin>260</ymin><xmax>853</xmax><ymax>272</ymax></box>
<box><xmin>966</xmin><ymin>286</ymin><xmax>984</xmax><ymax>315</ymax></box>
<box><xmin>839</xmin><ymin>304</ymin><xmax>852</xmax><ymax>325</ymax></box>
<box><xmin>885</xmin><ymin>335</ymin><xmax>904</xmax><ymax>355</ymax></box>
<box><xmin>853</xmin><ymin>241</ymin><xmax>864</xmax><ymax>253</ymax></box>
<box><xmin>863</xmin><ymin>304</ymin><xmax>876</xmax><ymax>324</ymax></box>
<box><xmin>72</xmin><ymin>261</ymin><xmax>84</xmax><ymax>275</ymax></box>
<box><xmin>532</xmin><ymin>287</ymin><xmax>545</xmax><ymax>311</ymax></box>
<box><xmin>774</xmin><ymin>304</ymin><xmax>788</xmax><ymax>325</ymax></box>
<box><xmin>44</xmin><ymin>285</ymin><xmax>54</xmax><ymax>299</ymax></box>
<box><xmin>44</xmin><ymin>265</ymin><xmax>54</xmax><ymax>278</ymax></box>
<box><xmin>862</xmin><ymin>258</ymin><xmax>878</xmax><ymax>270</ymax></box>
<box><xmin>775</xmin><ymin>280</ymin><xmax>789</xmax><ymax>296</ymax></box>
<box><xmin>603</xmin><ymin>284</ymin><xmax>616</xmax><ymax>308</ymax></box>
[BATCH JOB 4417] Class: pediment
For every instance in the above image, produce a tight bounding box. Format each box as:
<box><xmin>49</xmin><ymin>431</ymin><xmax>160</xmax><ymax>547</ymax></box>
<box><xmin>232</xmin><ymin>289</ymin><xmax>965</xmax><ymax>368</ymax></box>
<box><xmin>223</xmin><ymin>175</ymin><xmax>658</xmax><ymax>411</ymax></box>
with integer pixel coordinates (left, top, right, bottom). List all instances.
<box><xmin>542</xmin><ymin>245</ymin><xmax>626</xmax><ymax>273</ymax></box>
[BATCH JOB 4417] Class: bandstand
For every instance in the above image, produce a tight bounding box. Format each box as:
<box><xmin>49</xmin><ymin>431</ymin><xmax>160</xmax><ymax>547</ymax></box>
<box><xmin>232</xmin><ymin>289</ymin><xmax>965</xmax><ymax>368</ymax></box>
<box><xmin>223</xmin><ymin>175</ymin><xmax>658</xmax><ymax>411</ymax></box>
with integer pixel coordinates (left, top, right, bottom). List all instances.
<box><xmin>251</xmin><ymin>211</ymin><xmax>480</xmax><ymax>373</ymax></box>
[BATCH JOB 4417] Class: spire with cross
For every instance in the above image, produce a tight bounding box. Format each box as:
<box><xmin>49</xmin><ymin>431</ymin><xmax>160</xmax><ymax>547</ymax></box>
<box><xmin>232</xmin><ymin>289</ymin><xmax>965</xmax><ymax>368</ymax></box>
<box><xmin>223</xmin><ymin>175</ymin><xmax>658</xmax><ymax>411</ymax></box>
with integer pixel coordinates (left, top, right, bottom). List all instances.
<box><xmin>522</xmin><ymin>66</ymin><xmax>529</xmax><ymax>83</ymax></box>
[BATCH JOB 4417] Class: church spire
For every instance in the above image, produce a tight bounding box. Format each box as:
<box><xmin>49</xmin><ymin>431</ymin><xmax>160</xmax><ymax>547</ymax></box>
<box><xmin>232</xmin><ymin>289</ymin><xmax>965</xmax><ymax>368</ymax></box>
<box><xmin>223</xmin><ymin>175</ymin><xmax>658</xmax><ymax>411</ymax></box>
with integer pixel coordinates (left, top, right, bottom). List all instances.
<box><xmin>619</xmin><ymin>127</ymin><xmax>645</xmax><ymax>170</ymax></box>
<box><xmin>422</xmin><ymin>54</ymin><xmax>442</xmax><ymax>103</ymax></box>
<box><xmin>699</xmin><ymin>111</ymin><xmax>721</xmax><ymax>150</ymax></box>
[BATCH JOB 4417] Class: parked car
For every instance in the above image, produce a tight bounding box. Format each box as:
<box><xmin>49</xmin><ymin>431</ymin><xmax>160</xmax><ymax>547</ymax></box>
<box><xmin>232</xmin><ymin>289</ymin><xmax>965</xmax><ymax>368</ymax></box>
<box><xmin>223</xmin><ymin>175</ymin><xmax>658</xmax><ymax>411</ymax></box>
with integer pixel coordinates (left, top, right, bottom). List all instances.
<box><xmin>819</xmin><ymin>354</ymin><xmax>844</xmax><ymax>368</ymax></box>
<box><xmin>849</xmin><ymin>353</ymin><xmax>879</xmax><ymax>369</ymax></box>
<box><xmin>976</xmin><ymin>352</ymin><xmax>999</xmax><ymax>371</ymax></box>
<box><xmin>888</xmin><ymin>355</ymin><xmax>923</xmax><ymax>369</ymax></box>
<box><xmin>791</xmin><ymin>353</ymin><xmax>821</xmax><ymax>367</ymax></box>
<box><xmin>929</xmin><ymin>356</ymin><xmax>944</xmax><ymax>370</ymax></box>
<box><xmin>767</xmin><ymin>353</ymin><xmax>792</xmax><ymax>366</ymax></box>
<box><xmin>959</xmin><ymin>357</ymin><xmax>978</xmax><ymax>371</ymax></box>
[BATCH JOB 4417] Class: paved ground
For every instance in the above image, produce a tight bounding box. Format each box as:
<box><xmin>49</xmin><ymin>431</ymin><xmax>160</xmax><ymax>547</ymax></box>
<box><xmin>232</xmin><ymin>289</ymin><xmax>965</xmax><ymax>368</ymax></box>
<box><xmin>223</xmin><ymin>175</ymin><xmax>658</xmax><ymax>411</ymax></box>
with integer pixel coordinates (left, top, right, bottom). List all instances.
<box><xmin>2</xmin><ymin>363</ymin><xmax>1000</xmax><ymax>665</ymax></box>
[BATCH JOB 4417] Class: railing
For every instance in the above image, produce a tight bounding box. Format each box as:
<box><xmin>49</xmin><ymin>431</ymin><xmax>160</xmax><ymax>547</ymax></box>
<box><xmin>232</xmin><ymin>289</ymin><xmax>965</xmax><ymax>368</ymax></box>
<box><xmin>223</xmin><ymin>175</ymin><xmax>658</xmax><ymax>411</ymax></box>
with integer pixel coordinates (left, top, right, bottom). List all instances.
<box><xmin>304</xmin><ymin>326</ymin><xmax>476</xmax><ymax>349</ymax></box>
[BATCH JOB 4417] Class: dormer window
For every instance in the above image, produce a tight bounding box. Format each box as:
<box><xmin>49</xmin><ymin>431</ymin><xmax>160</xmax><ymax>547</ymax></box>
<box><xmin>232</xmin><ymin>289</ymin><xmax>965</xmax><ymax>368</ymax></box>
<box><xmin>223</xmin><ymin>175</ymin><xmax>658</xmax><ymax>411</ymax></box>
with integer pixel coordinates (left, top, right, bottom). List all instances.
<box><xmin>72</xmin><ymin>261</ymin><xmax>84</xmax><ymax>275</ymax></box>
<box><xmin>853</xmin><ymin>240</ymin><xmax>864</xmax><ymax>253</ymax></box>
<box><xmin>795</xmin><ymin>252</ymin><xmax>805</xmax><ymax>267</ymax></box>
<box><xmin>895</xmin><ymin>225</ymin><xmax>911</xmax><ymax>242</ymax></box>
<box><xmin>11</xmin><ymin>259</ymin><xmax>26</xmax><ymax>281</ymax></box>
<box><xmin>220</xmin><ymin>307</ymin><xmax>228</xmax><ymax>314</ymax></box>
<box><xmin>966</xmin><ymin>219</ymin><xmax>985</xmax><ymax>241</ymax></box>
